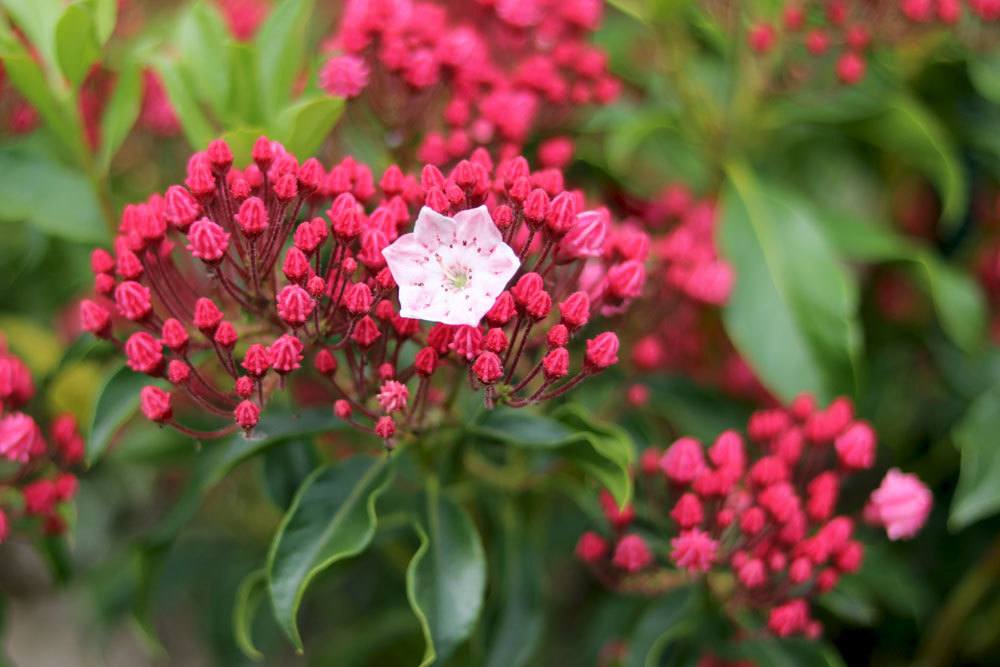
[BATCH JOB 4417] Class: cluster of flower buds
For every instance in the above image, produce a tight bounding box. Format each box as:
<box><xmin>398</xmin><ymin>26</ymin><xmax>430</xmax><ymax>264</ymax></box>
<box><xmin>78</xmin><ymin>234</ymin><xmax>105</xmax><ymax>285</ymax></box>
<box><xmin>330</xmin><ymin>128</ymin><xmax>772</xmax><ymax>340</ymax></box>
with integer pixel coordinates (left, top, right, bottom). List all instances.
<box><xmin>747</xmin><ymin>1</ymin><xmax>999</xmax><ymax>88</ymax></box>
<box><xmin>319</xmin><ymin>0</ymin><xmax>620</xmax><ymax>163</ymax></box>
<box><xmin>575</xmin><ymin>393</ymin><xmax>932</xmax><ymax>639</ymax></box>
<box><xmin>0</xmin><ymin>341</ymin><xmax>83</xmax><ymax>542</ymax></box>
<box><xmin>79</xmin><ymin>136</ymin><xmax>645</xmax><ymax>445</ymax></box>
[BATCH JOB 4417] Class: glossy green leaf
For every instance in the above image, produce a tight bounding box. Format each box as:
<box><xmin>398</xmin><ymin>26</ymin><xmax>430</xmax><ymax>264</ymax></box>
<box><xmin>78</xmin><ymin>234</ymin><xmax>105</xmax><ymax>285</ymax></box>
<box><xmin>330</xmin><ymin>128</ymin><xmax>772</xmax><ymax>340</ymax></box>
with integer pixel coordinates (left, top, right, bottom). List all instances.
<box><xmin>861</xmin><ymin>95</ymin><xmax>966</xmax><ymax>231</ymax></box>
<box><xmin>87</xmin><ymin>365</ymin><xmax>155</xmax><ymax>465</ymax></box>
<box><xmin>146</xmin><ymin>409</ymin><xmax>349</xmax><ymax>545</ymax></box>
<box><xmin>483</xmin><ymin>502</ymin><xmax>544</xmax><ymax>667</ymax></box>
<box><xmin>262</xmin><ymin>438</ymin><xmax>318</xmax><ymax>510</ymax></box>
<box><xmin>233</xmin><ymin>568</ymin><xmax>267</xmax><ymax>660</ymax></box>
<box><xmin>720</xmin><ymin>165</ymin><xmax>861</xmax><ymax>403</ymax></box>
<box><xmin>175</xmin><ymin>1</ymin><xmax>231</xmax><ymax>119</ymax></box>
<box><xmin>1</xmin><ymin>0</ymin><xmax>61</xmax><ymax>74</ymax></box>
<box><xmin>255</xmin><ymin>0</ymin><xmax>314</xmax><ymax>117</ymax></box>
<box><xmin>98</xmin><ymin>62</ymin><xmax>142</xmax><ymax>170</ymax></box>
<box><xmin>0</xmin><ymin>30</ymin><xmax>85</xmax><ymax>159</ymax></box>
<box><xmin>951</xmin><ymin>384</ymin><xmax>1000</xmax><ymax>530</ymax></box>
<box><xmin>226</xmin><ymin>43</ymin><xmax>260</xmax><ymax>125</ymax></box>
<box><xmin>816</xmin><ymin>212</ymin><xmax>986</xmax><ymax>353</ymax></box>
<box><xmin>643</xmin><ymin>375</ymin><xmax>754</xmax><ymax>441</ymax></box>
<box><xmin>151</xmin><ymin>56</ymin><xmax>216</xmax><ymax>150</ymax></box>
<box><xmin>625</xmin><ymin>587</ymin><xmax>692</xmax><ymax>667</ymax></box>
<box><xmin>731</xmin><ymin>638</ymin><xmax>846</xmax><ymax>667</ymax></box>
<box><xmin>55</xmin><ymin>3</ymin><xmax>101</xmax><ymax>88</ymax></box>
<box><xmin>274</xmin><ymin>96</ymin><xmax>344</xmax><ymax>158</ymax></box>
<box><xmin>471</xmin><ymin>404</ymin><xmax>634</xmax><ymax>507</ymax></box>
<box><xmin>267</xmin><ymin>455</ymin><xmax>394</xmax><ymax>651</ymax></box>
<box><xmin>88</xmin><ymin>0</ymin><xmax>116</xmax><ymax>45</ymax></box>
<box><xmin>407</xmin><ymin>488</ymin><xmax>487</xmax><ymax>666</ymax></box>
<box><xmin>0</xmin><ymin>146</ymin><xmax>106</xmax><ymax>242</ymax></box>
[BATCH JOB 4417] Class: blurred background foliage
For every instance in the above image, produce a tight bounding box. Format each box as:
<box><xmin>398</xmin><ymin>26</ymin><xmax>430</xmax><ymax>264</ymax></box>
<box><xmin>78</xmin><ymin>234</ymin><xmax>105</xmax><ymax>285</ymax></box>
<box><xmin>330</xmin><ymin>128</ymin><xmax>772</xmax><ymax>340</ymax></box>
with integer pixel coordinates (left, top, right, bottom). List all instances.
<box><xmin>1</xmin><ymin>0</ymin><xmax>1000</xmax><ymax>665</ymax></box>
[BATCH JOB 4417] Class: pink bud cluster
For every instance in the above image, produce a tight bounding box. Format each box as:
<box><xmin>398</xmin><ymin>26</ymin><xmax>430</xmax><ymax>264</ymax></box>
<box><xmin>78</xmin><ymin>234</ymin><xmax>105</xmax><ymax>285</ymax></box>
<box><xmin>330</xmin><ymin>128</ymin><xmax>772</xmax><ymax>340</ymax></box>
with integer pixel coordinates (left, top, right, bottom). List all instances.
<box><xmin>319</xmin><ymin>0</ymin><xmax>620</xmax><ymax>163</ymax></box>
<box><xmin>575</xmin><ymin>393</ymin><xmax>932</xmax><ymax>639</ymax></box>
<box><xmin>80</xmin><ymin>137</ymin><xmax>645</xmax><ymax>445</ymax></box>
<box><xmin>747</xmin><ymin>1</ymin><xmax>999</xmax><ymax>88</ymax></box>
<box><xmin>0</xmin><ymin>341</ymin><xmax>83</xmax><ymax>543</ymax></box>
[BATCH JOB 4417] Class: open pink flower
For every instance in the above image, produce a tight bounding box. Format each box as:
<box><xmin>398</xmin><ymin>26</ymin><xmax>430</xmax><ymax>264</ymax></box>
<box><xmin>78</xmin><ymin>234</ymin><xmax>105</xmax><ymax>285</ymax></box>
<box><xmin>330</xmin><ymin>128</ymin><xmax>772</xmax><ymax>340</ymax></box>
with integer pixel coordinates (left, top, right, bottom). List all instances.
<box><xmin>382</xmin><ymin>206</ymin><xmax>519</xmax><ymax>326</ymax></box>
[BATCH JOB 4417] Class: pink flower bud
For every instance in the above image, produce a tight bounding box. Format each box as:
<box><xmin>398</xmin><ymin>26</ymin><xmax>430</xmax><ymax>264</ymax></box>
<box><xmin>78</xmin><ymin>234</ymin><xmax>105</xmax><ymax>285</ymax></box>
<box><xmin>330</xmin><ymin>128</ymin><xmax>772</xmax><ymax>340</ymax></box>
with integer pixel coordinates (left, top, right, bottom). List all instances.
<box><xmin>234</xmin><ymin>400</ymin><xmax>260</xmax><ymax>431</ymax></box>
<box><xmin>333</xmin><ymin>399</ymin><xmax>352</xmax><ymax>420</ymax></box>
<box><xmin>186</xmin><ymin>217</ymin><xmax>230</xmax><ymax>262</ymax></box>
<box><xmin>558</xmin><ymin>292</ymin><xmax>590</xmax><ymax>329</ymax></box>
<box><xmin>415</xmin><ymin>347</ymin><xmax>438</xmax><ymax>377</ymax></box>
<box><xmin>114</xmin><ymin>281</ymin><xmax>152</xmax><ymax>321</ymax></box>
<box><xmin>194</xmin><ymin>297</ymin><xmax>224</xmax><ymax>334</ymax></box>
<box><xmin>768</xmin><ymin>599</ymin><xmax>809</xmax><ymax>637</ymax></box>
<box><xmin>484</xmin><ymin>328</ymin><xmax>509</xmax><ymax>353</ymax></box>
<box><xmin>542</xmin><ymin>347</ymin><xmax>570</xmax><ymax>380</ymax></box>
<box><xmin>607</xmin><ymin>260</ymin><xmax>645</xmax><ymax>300</ymax></box>
<box><xmin>836</xmin><ymin>52</ymin><xmax>866</xmax><ymax>85</ymax></box>
<box><xmin>737</xmin><ymin>558</ymin><xmax>766</xmax><ymax>588</ymax></box>
<box><xmin>80</xmin><ymin>300</ymin><xmax>112</xmax><ymax>337</ymax></box>
<box><xmin>351</xmin><ymin>316</ymin><xmax>382</xmax><ymax>348</ymax></box>
<box><xmin>834</xmin><ymin>421</ymin><xmax>875</xmax><ymax>470</ymax></box>
<box><xmin>277</xmin><ymin>284</ymin><xmax>315</xmax><ymax>326</ymax></box>
<box><xmin>486</xmin><ymin>291</ymin><xmax>517</xmax><ymax>326</ymax></box>
<box><xmin>546</xmin><ymin>324</ymin><xmax>569</xmax><ymax>348</ymax></box>
<box><xmin>235</xmin><ymin>376</ymin><xmax>254</xmax><ymax>398</ymax></box>
<box><xmin>472</xmin><ymin>351</ymin><xmax>504</xmax><ymax>384</ymax></box>
<box><xmin>236</xmin><ymin>196</ymin><xmax>268</xmax><ymax>237</ymax></box>
<box><xmin>377</xmin><ymin>380</ymin><xmax>409</xmax><ymax>413</ymax></box>
<box><xmin>0</xmin><ymin>413</ymin><xmax>42</xmax><ymax>463</ymax></box>
<box><xmin>659</xmin><ymin>436</ymin><xmax>706</xmax><ymax>484</ymax></box>
<box><xmin>167</xmin><ymin>360</ymin><xmax>191</xmax><ymax>385</ymax></box>
<box><xmin>269</xmin><ymin>334</ymin><xmax>304</xmax><ymax>373</ymax></box>
<box><xmin>612</xmin><ymin>534</ymin><xmax>652</xmax><ymax>572</ymax></box>
<box><xmin>214</xmin><ymin>321</ymin><xmax>238</xmax><ymax>348</ymax></box>
<box><xmin>868</xmin><ymin>468</ymin><xmax>932</xmax><ymax>540</ymax></box>
<box><xmin>314</xmin><ymin>348</ymin><xmax>337</xmax><ymax>376</ymax></box>
<box><xmin>344</xmin><ymin>282</ymin><xmax>374</xmax><ymax>315</ymax></box>
<box><xmin>584</xmin><ymin>332</ymin><xmax>619</xmax><ymax>370</ymax></box>
<box><xmin>125</xmin><ymin>332</ymin><xmax>164</xmax><ymax>375</ymax></box>
<box><xmin>242</xmin><ymin>344</ymin><xmax>271</xmax><ymax>378</ymax></box>
<box><xmin>140</xmin><ymin>386</ymin><xmax>172</xmax><ymax>422</ymax></box>
<box><xmin>670</xmin><ymin>528</ymin><xmax>718</xmax><ymax>572</ymax></box>
<box><xmin>375</xmin><ymin>415</ymin><xmax>396</xmax><ymax>439</ymax></box>
<box><xmin>575</xmin><ymin>531</ymin><xmax>608</xmax><ymax>563</ymax></box>
<box><xmin>670</xmin><ymin>493</ymin><xmax>704</xmax><ymax>528</ymax></box>
<box><xmin>748</xmin><ymin>23</ymin><xmax>776</xmax><ymax>53</ymax></box>
<box><xmin>91</xmin><ymin>248</ymin><xmax>114</xmax><ymax>274</ymax></box>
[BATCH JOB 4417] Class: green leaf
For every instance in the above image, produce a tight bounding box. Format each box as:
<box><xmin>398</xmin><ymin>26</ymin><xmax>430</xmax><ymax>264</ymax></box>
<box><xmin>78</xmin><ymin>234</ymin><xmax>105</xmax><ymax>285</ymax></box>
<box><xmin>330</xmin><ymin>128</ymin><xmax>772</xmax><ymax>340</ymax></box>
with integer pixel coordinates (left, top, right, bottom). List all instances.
<box><xmin>255</xmin><ymin>0</ymin><xmax>314</xmax><ymax>118</ymax></box>
<box><xmin>0</xmin><ymin>31</ymin><xmax>86</xmax><ymax>159</ymax></box>
<box><xmin>861</xmin><ymin>95</ymin><xmax>966</xmax><ymax>231</ymax></box>
<box><xmin>969</xmin><ymin>52</ymin><xmax>1000</xmax><ymax>106</ymax></box>
<box><xmin>233</xmin><ymin>569</ymin><xmax>267</xmax><ymax>661</ymax></box>
<box><xmin>55</xmin><ymin>3</ymin><xmax>101</xmax><ymax>88</ymax></box>
<box><xmin>87</xmin><ymin>0</ymin><xmax>117</xmax><ymax>45</ymax></box>
<box><xmin>226</xmin><ymin>42</ymin><xmax>260</xmax><ymax>125</ymax></box>
<box><xmin>720</xmin><ymin>164</ymin><xmax>861</xmax><ymax>403</ymax></box>
<box><xmin>150</xmin><ymin>56</ymin><xmax>216</xmax><ymax>150</ymax></box>
<box><xmin>266</xmin><ymin>455</ymin><xmax>394</xmax><ymax>651</ymax></box>
<box><xmin>262</xmin><ymin>438</ymin><xmax>318</xmax><ymax>510</ymax></box>
<box><xmin>483</xmin><ymin>502</ymin><xmax>544</xmax><ymax>667</ymax></box>
<box><xmin>0</xmin><ymin>145</ymin><xmax>106</xmax><ymax>242</ymax></box>
<box><xmin>175</xmin><ymin>1</ymin><xmax>231</xmax><ymax>119</ymax></box>
<box><xmin>87</xmin><ymin>365</ymin><xmax>154</xmax><ymax>465</ymax></box>
<box><xmin>625</xmin><ymin>587</ymin><xmax>693</xmax><ymax>667</ymax></box>
<box><xmin>274</xmin><ymin>96</ymin><xmax>344</xmax><ymax>158</ymax></box>
<box><xmin>643</xmin><ymin>375</ymin><xmax>754</xmax><ymax>441</ymax></box>
<box><xmin>471</xmin><ymin>405</ymin><xmax>634</xmax><ymax>507</ymax></box>
<box><xmin>407</xmin><ymin>488</ymin><xmax>487</xmax><ymax>666</ymax></box>
<box><xmin>951</xmin><ymin>384</ymin><xmax>1000</xmax><ymax>530</ymax></box>
<box><xmin>816</xmin><ymin>212</ymin><xmax>986</xmax><ymax>353</ymax></box>
<box><xmin>147</xmin><ymin>409</ymin><xmax>349</xmax><ymax>545</ymax></box>
<box><xmin>731</xmin><ymin>638</ymin><xmax>846</xmax><ymax>667</ymax></box>
<box><xmin>98</xmin><ymin>62</ymin><xmax>142</xmax><ymax>170</ymax></box>
<box><xmin>1</xmin><ymin>0</ymin><xmax>62</xmax><ymax>75</ymax></box>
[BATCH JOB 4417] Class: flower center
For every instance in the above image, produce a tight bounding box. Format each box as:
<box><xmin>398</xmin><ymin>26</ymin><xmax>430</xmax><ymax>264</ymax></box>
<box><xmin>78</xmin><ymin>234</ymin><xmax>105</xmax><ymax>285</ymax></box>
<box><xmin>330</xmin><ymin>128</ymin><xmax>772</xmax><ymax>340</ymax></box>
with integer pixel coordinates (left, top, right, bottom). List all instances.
<box><xmin>445</xmin><ymin>264</ymin><xmax>471</xmax><ymax>290</ymax></box>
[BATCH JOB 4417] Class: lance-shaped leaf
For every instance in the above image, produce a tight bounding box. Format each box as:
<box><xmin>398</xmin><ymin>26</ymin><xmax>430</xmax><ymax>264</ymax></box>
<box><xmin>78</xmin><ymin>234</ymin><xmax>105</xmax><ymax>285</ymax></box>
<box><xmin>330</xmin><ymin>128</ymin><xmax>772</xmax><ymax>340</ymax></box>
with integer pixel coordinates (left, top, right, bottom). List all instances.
<box><xmin>266</xmin><ymin>455</ymin><xmax>394</xmax><ymax>651</ymax></box>
<box><xmin>407</xmin><ymin>488</ymin><xmax>487</xmax><ymax>666</ymax></box>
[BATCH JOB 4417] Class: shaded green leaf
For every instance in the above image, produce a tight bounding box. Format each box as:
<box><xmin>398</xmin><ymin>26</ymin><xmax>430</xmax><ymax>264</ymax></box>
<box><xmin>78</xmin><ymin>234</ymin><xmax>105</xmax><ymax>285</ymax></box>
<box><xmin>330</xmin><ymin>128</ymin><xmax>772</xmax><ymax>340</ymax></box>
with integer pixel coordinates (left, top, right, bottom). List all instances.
<box><xmin>0</xmin><ymin>145</ymin><xmax>106</xmax><ymax>242</ymax></box>
<box><xmin>720</xmin><ymin>164</ymin><xmax>861</xmax><ymax>403</ymax></box>
<box><xmin>55</xmin><ymin>3</ymin><xmax>100</xmax><ymax>88</ymax></box>
<box><xmin>274</xmin><ymin>95</ymin><xmax>344</xmax><ymax>158</ymax></box>
<box><xmin>731</xmin><ymin>638</ymin><xmax>846</xmax><ymax>667</ymax></box>
<box><xmin>175</xmin><ymin>1</ymin><xmax>231</xmax><ymax>119</ymax></box>
<box><xmin>626</xmin><ymin>587</ymin><xmax>693</xmax><ymax>667</ymax></box>
<box><xmin>861</xmin><ymin>95</ymin><xmax>966</xmax><ymax>231</ymax></box>
<box><xmin>150</xmin><ymin>56</ymin><xmax>216</xmax><ymax>149</ymax></box>
<box><xmin>87</xmin><ymin>364</ymin><xmax>153</xmax><ymax>465</ymax></box>
<box><xmin>407</xmin><ymin>488</ymin><xmax>487</xmax><ymax>666</ymax></box>
<box><xmin>98</xmin><ymin>62</ymin><xmax>142</xmax><ymax>170</ymax></box>
<box><xmin>267</xmin><ymin>456</ymin><xmax>394</xmax><ymax>651</ymax></box>
<box><xmin>233</xmin><ymin>568</ymin><xmax>267</xmax><ymax>661</ymax></box>
<box><xmin>471</xmin><ymin>405</ymin><xmax>634</xmax><ymax>507</ymax></box>
<box><xmin>255</xmin><ymin>0</ymin><xmax>314</xmax><ymax>117</ymax></box>
<box><xmin>644</xmin><ymin>375</ymin><xmax>754</xmax><ymax>441</ymax></box>
<box><xmin>262</xmin><ymin>438</ymin><xmax>318</xmax><ymax>510</ymax></box>
<box><xmin>951</xmin><ymin>384</ymin><xmax>1000</xmax><ymax>530</ymax></box>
